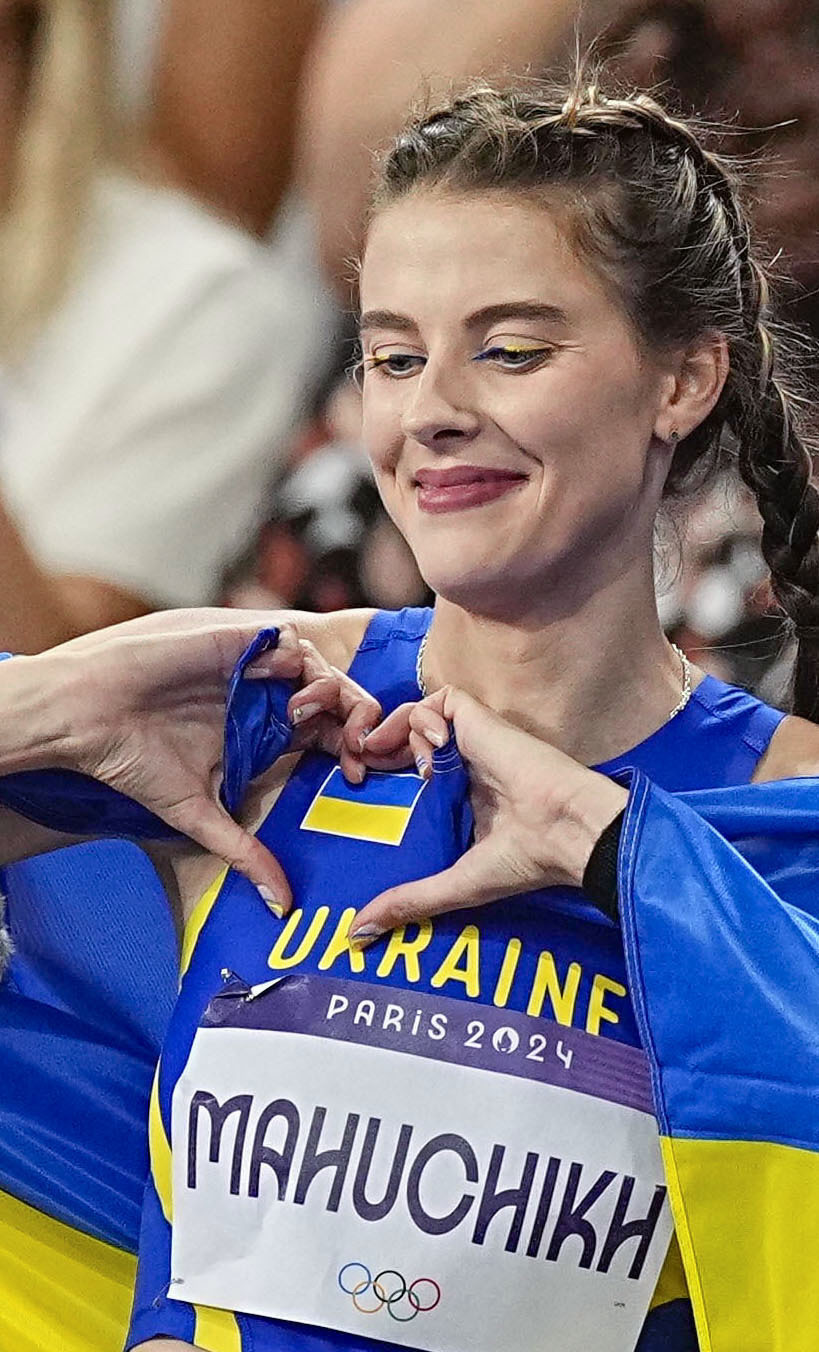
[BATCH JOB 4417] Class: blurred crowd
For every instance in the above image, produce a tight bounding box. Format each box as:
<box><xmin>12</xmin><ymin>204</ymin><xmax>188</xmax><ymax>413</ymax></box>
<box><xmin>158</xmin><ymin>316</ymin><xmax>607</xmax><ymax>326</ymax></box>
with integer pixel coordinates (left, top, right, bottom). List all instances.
<box><xmin>0</xmin><ymin>0</ymin><xmax>817</xmax><ymax>699</ymax></box>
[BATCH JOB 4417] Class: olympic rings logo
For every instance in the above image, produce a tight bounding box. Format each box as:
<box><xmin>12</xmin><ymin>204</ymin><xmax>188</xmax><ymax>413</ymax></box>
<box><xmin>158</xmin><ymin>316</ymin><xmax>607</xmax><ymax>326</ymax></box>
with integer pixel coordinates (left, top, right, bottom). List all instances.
<box><xmin>338</xmin><ymin>1263</ymin><xmax>441</xmax><ymax>1323</ymax></box>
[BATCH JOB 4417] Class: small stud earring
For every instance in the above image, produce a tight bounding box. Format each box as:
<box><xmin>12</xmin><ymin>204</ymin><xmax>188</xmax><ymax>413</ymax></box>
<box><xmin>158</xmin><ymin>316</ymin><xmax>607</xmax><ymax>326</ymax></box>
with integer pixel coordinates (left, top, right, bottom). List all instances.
<box><xmin>668</xmin><ymin>428</ymin><xmax>680</xmax><ymax>446</ymax></box>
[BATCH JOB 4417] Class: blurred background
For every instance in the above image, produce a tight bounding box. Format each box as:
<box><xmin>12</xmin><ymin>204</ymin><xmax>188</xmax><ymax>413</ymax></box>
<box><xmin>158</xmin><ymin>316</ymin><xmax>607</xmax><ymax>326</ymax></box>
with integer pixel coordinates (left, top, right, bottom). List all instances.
<box><xmin>0</xmin><ymin>0</ymin><xmax>816</xmax><ymax>701</ymax></box>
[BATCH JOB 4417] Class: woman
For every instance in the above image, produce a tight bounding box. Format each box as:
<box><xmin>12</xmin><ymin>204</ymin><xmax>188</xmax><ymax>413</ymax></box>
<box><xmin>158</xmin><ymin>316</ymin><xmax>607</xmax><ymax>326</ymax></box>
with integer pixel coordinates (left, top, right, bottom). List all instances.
<box><xmin>56</xmin><ymin>78</ymin><xmax>818</xmax><ymax>1350</ymax></box>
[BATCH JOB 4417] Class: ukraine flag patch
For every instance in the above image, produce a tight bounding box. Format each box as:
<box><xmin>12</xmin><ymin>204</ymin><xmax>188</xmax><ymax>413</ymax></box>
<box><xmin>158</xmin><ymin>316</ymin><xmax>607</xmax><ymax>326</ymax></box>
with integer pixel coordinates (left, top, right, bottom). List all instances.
<box><xmin>300</xmin><ymin>768</ymin><xmax>427</xmax><ymax>846</ymax></box>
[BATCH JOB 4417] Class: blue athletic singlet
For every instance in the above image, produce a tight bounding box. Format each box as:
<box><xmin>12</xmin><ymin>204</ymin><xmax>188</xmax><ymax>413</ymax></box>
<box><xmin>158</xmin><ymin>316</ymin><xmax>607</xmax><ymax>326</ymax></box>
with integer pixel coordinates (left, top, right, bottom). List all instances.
<box><xmin>126</xmin><ymin>607</ymin><xmax>784</xmax><ymax>1352</ymax></box>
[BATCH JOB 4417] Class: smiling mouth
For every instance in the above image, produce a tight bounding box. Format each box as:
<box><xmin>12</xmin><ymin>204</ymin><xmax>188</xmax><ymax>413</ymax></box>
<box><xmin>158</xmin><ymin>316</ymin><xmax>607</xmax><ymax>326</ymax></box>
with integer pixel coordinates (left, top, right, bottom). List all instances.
<box><xmin>414</xmin><ymin>466</ymin><xmax>528</xmax><ymax>514</ymax></box>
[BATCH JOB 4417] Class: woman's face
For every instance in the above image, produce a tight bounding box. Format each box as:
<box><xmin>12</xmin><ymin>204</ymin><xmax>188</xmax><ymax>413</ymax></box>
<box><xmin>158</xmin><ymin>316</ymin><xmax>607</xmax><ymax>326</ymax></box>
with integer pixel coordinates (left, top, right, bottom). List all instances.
<box><xmin>359</xmin><ymin>191</ymin><xmax>677</xmax><ymax>615</ymax></box>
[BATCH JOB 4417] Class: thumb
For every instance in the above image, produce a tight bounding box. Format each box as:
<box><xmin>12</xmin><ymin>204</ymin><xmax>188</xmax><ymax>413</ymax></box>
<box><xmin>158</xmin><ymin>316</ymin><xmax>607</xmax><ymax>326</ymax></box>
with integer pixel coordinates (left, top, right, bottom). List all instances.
<box><xmin>349</xmin><ymin>841</ymin><xmax>505</xmax><ymax>945</ymax></box>
<box><xmin>167</xmin><ymin>797</ymin><xmax>293</xmax><ymax>917</ymax></box>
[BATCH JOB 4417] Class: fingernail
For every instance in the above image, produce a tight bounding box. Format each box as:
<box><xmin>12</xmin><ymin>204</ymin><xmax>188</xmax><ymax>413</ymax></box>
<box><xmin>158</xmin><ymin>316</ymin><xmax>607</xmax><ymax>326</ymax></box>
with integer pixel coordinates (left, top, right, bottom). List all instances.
<box><xmin>290</xmin><ymin>702</ymin><xmax>323</xmax><ymax>725</ymax></box>
<box><xmin>343</xmin><ymin>762</ymin><xmax>365</xmax><ymax>785</ymax></box>
<box><xmin>429</xmin><ymin>729</ymin><xmax>448</xmax><ymax>748</ymax></box>
<box><xmin>415</xmin><ymin>756</ymin><xmax>431</xmax><ymax>779</ymax></box>
<box><xmin>258</xmin><ymin>885</ymin><xmax>286</xmax><ymax>919</ymax></box>
<box><xmin>349</xmin><ymin>925</ymin><xmax>383</xmax><ymax>950</ymax></box>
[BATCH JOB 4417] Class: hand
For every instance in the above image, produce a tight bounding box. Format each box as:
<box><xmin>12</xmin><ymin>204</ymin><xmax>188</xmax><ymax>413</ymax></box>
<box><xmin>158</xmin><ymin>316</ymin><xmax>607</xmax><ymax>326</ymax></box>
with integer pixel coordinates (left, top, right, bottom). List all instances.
<box><xmin>1</xmin><ymin>609</ymin><xmax>378</xmax><ymax>901</ymax></box>
<box><xmin>286</xmin><ymin>639</ymin><xmax>381</xmax><ymax>785</ymax></box>
<box><xmin>351</xmin><ymin>686</ymin><xmax>627</xmax><ymax>943</ymax></box>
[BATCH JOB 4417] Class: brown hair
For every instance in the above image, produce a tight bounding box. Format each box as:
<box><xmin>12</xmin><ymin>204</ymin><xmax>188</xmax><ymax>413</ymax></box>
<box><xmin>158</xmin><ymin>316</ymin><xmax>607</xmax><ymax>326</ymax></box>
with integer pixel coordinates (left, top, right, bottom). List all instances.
<box><xmin>371</xmin><ymin>79</ymin><xmax>819</xmax><ymax>719</ymax></box>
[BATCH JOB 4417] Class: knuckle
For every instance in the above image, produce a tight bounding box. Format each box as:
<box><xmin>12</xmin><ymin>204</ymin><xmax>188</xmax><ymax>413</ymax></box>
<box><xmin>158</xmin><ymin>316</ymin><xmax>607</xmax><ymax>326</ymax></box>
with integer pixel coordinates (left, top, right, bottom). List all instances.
<box><xmin>391</xmin><ymin>898</ymin><xmax>421</xmax><ymax>928</ymax></box>
<box><xmin>356</xmin><ymin>695</ymin><xmax>382</xmax><ymax>724</ymax></box>
<box><xmin>277</xmin><ymin>622</ymin><xmax>299</xmax><ymax>647</ymax></box>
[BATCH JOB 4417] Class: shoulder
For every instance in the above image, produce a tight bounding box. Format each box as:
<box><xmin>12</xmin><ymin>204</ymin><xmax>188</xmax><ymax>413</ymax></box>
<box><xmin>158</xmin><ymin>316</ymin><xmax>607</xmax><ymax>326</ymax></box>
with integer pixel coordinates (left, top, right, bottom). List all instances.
<box><xmin>753</xmin><ymin>713</ymin><xmax>819</xmax><ymax>781</ymax></box>
<box><xmin>282</xmin><ymin>607</ymin><xmax>378</xmax><ymax>672</ymax></box>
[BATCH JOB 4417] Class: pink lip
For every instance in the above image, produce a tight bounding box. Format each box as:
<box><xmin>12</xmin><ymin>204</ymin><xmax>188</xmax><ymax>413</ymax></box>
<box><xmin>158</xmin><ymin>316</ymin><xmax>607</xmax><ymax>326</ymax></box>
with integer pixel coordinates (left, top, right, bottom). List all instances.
<box><xmin>414</xmin><ymin>465</ymin><xmax>527</xmax><ymax>514</ymax></box>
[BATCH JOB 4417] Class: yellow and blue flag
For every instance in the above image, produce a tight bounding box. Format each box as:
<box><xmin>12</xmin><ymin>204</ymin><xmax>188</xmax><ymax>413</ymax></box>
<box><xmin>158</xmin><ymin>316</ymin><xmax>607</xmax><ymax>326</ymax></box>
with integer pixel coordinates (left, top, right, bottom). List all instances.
<box><xmin>618</xmin><ymin>770</ymin><xmax>819</xmax><ymax>1352</ymax></box>
<box><xmin>2</xmin><ymin>630</ymin><xmax>819</xmax><ymax>1351</ymax></box>
<box><xmin>300</xmin><ymin>767</ymin><xmax>427</xmax><ymax>845</ymax></box>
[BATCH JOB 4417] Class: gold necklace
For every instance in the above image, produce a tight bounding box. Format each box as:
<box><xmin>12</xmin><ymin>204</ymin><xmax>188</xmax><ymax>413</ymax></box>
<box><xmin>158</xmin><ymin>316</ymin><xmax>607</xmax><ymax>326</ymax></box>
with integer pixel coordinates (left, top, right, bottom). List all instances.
<box><xmin>415</xmin><ymin>632</ymin><xmax>693</xmax><ymax>723</ymax></box>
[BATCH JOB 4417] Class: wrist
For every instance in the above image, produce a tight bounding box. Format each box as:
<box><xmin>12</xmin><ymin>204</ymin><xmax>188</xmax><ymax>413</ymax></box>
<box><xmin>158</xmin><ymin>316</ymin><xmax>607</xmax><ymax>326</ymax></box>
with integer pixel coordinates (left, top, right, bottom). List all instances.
<box><xmin>552</xmin><ymin>768</ymin><xmax>628</xmax><ymax>889</ymax></box>
<box><xmin>0</xmin><ymin>651</ymin><xmax>83</xmax><ymax>775</ymax></box>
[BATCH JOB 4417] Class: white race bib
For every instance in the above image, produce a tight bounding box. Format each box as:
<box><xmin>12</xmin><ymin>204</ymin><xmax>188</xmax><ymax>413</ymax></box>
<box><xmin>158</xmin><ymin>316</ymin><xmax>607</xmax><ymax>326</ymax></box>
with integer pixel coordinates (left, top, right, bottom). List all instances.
<box><xmin>171</xmin><ymin>975</ymin><xmax>672</xmax><ymax>1351</ymax></box>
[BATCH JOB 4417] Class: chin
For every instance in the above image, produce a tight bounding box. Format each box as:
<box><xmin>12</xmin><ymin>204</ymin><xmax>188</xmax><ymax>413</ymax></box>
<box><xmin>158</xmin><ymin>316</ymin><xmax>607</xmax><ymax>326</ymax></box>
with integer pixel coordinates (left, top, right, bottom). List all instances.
<box><xmin>416</xmin><ymin>553</ymin><xmax>522</xmax><ymax>613</ymax></box>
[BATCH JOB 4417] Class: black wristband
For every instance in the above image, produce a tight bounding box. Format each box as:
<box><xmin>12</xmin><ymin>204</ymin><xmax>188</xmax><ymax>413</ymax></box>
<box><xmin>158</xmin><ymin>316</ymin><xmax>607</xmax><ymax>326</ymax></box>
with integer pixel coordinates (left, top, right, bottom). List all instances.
<box><xmin>581</xmin><ymin>809</ymin><xmax>625</xmax><ymax>922</ymax></box>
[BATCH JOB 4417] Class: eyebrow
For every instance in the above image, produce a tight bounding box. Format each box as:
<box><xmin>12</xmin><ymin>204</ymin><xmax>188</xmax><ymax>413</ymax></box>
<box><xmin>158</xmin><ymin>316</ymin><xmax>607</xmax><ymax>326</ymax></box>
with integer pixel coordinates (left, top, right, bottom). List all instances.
<box><xmin>359</xmin><ymin>300</ymin><xmax>569</xmax><ymax>335</ymax></box>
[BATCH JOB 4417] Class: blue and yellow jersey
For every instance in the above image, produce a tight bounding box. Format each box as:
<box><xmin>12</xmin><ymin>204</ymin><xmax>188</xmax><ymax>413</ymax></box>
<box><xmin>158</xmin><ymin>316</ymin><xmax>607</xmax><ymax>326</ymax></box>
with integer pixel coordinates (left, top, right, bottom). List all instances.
<box><xmin>127</xmin><ymin>607</ymin><xmax>790</xmax><ymax>1352</ymax></box>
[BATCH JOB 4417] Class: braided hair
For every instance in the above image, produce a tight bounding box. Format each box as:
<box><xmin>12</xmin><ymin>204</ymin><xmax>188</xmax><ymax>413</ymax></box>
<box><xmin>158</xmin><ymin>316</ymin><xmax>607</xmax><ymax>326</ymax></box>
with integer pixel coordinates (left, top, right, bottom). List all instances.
<box><xmin>370</xmin><ymin>80</ymin><xmax>819</xmax><ymax>719</ymax></box>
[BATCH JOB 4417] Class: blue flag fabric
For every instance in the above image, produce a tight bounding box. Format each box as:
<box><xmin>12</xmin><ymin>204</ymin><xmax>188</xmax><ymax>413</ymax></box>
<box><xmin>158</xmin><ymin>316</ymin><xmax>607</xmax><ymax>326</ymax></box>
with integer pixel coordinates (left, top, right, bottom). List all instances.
<box><xmin>615</xmin><ymin>769</ymin><xmax>819</xmax><ymax>1350</ymax></box>
<box><xmin>1</xmin><ymin>631</ymin><xmax>818</xmax><ymax>1351</ymax></box>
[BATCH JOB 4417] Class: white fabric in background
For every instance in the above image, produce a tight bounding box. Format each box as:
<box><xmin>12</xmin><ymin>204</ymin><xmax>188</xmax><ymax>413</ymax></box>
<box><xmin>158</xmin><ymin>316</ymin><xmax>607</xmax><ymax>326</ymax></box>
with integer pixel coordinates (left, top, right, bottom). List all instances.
<box><xmin>1</xmin><ymin>174</ymin><xmax>335</xmax><ymax>605</ymax></box>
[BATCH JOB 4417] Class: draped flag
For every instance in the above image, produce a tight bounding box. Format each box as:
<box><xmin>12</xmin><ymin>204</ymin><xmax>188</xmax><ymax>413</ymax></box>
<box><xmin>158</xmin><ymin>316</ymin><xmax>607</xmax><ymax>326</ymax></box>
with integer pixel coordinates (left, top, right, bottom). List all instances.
<box><xmin>0</xmin><ymin>633</ymin><xmax>817</xmax><ymax>1350</ymax></box>
<box><xmin>617</xmin><ymin>770</ymin><xmax>819</xmax><ymax>1352</ymax></box>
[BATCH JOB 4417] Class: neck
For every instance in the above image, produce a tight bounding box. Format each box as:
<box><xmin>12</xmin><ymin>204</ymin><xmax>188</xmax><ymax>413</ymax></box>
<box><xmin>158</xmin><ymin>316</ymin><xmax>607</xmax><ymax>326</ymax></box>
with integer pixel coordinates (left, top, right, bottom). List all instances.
<box><xmin>424</xmin><ymin>566</ymin><xmax>690</xmax><ymax>766</ymax></box>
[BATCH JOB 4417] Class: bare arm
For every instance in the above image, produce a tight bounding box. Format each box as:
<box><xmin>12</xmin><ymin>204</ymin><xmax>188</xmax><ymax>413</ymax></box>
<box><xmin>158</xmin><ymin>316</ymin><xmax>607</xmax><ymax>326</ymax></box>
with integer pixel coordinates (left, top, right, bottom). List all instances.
<box><xmin>299</xmin><ymin>0</ymin><xmax>626</xmax><ymax>294</ymax></box>
<box><xmin>143</xmin><ymin>0</ymin><xmax>326</xmax><ymax>237</ymax></box>
<box><xmin>0</xmin><ymin>652</ymin><xmax>89</xmax><ymax>863</ymax></box>
<box><xmin>0</xmin><ymin>607</ymin><xmax>374</xmax><ymax>875</ymax></box>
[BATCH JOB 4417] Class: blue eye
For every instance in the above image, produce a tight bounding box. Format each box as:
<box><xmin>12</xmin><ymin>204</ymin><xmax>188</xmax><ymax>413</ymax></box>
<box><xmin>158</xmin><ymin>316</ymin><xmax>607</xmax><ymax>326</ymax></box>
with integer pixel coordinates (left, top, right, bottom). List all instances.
<box><xmin>476</xmin><ymin>345</ymin><xmax>555</xmax><ymax>369</ymax></box>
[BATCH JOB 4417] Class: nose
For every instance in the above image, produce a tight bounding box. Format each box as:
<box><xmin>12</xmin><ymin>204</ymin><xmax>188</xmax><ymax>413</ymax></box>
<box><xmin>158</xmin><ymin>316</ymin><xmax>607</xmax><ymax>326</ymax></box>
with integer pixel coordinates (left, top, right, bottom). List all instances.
<box><xmin>400</xmin><ymin>364</ymin><xmax>481</xmax><ymax>450</ymax></box>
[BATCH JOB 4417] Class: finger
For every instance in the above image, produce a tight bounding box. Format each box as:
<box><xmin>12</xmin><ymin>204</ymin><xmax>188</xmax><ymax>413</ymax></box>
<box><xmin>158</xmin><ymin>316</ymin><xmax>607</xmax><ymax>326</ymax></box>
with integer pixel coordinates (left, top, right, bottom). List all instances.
<box><xmin>243</xmin><ymin>624</ymin><xmax>304</xmax><ymax>681</ymax></box>
<box><xmin>419</xmin><ymin>687</ymin><xmax>450</xmax><ymax>717</ymax></box>
<box><xmin>168</xmin><ymin>798</ymin><xmax>293</xmax><ymax>917</ymax></box>
<box><xmin>298</xmin><ymin>638</ymin><xmax>334</xmax><ymax>683</ymax></box>
<box><xmin>409</xmin><ymin>728</ymin><xmax>434</xmax><ymax>780</ymax></box>
<box><xmin>361</xmin><ymin>703</ymin><xmax>416</xmax><ymax>756</ymax></box>
<box><xmin>291</xmin><ymin>711</ymin><xmax>343</xmax><ymax>757</ymax></box>
<box><xmin>408</xmin><ymin>703</ymin><xmax>450</xmax><ymax>751</ymax></box>
<box><xmin>359</xmin><ymin>745</ymin><xmax>416</xmax><ymax>773</ymax></box>
<box><xmin>291</xmin><ymin>642</ymin><xmax>382</xmax><ymax>751</ymax></box>
<box><xmin>301</xmin><ymin>650</ymin><xmax>382</xmax><ymax>753</ymax></box>
<box><xmin>336</xmin><ymin>677</ymin><xmax>382</xmax><ymax>755</ymax></box>
<box><xmin>339</xmin><ymin>743</ymin><xmax>366</xmax><ymax>785</ymax></box>
<box><xmin>244</xmin><ymin>650</ymin><xmax>301</xmax><ymax>679</ymax></box>
<box><xmin>435</xmin><ymin>685</ymin><xmax>506</xmax><ymax>758</ymax></box>
<box><xmin>288</xmin><ymin>675</ymin><xmax>341</xmax><ymax>727</ymax></box>
<box><xmin>292</xmin><ymin>699</ymin><xmax>365</xmax><ymax>783</ymax></box>
<box><xmin>429</xmin><ymin>684</ymin><xmax>525</xmax><ymax>790</ymax></box>
<box><xmin>348</xmin><ymin>841</ymin><xmax>506</xmax><ymax>946</ymax></box>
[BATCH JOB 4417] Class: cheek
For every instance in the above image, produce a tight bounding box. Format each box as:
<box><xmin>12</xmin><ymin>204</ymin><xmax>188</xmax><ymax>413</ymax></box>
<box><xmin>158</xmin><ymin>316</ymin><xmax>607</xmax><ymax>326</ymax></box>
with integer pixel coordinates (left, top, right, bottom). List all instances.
<box><xmin>361</xmin><ymin>395</ymin><xmax>400</xmax><ymax>474</ymax></box>
<box><xmin>512</xmin><ymin>359</ymin><xmax>656</xmax><ymax>464</ymax></box>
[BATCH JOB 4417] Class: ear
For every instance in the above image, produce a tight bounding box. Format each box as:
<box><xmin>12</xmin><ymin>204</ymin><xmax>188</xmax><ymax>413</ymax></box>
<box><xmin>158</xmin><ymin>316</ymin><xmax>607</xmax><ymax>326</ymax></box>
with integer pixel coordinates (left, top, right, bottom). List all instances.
<box><xmin>654</xmin><ymin>332</ymin><xmax>730</xmax><ymax>444</ymax></box>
